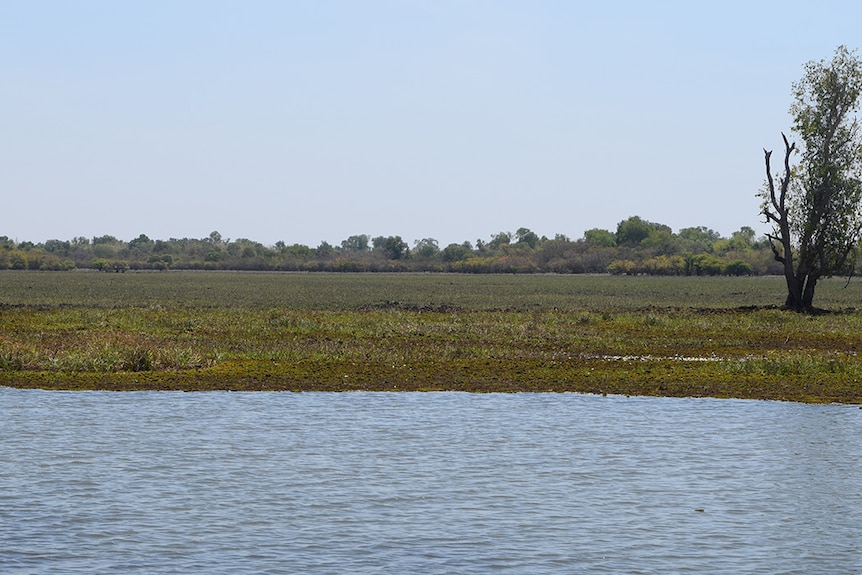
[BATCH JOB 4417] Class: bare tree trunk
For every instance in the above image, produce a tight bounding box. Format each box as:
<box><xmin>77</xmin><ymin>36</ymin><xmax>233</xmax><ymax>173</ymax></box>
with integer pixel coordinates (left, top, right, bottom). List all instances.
<box><xmin>784</xmin><ymin>288</ymin><xmax>799</xmax><ymax>310</ymax></box>
<box><xmin>781</xmin><ymin>271</ymin><xmax>818</xmax><ymax>312</ymax></box>
<box><xmin>784</xmin><ymin>276</ymin><xmax>805</xmax><ymax>310</ymax></box>
<box><xmin>783</xmin><ymin>263</ymin><xmax>807</xmax><ymax>311</ymax></box>
<box><xmin>801</xmin><ymin>274</ymin><xmax>818</xmax><ymax>309</ymax></box>
<box><xmin>763</xmin><ymin>135</ymin><xmax>809</xmax><ymax>311</ymax></box>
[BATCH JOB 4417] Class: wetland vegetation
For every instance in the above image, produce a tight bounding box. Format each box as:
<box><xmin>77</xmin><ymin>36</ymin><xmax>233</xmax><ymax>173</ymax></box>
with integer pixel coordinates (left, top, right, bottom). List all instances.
<box><xmin>2</xmin><ymin>271</ymin><xmax>862</xmax><ymax>403</ymax></box>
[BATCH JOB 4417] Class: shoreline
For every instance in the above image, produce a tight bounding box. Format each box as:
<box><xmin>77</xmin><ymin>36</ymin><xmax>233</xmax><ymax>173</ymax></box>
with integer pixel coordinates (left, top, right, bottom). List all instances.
<box><xmin>3</xmin><ymin>354</ymin><xmax>860</xmax><ymax>404</ymax></box>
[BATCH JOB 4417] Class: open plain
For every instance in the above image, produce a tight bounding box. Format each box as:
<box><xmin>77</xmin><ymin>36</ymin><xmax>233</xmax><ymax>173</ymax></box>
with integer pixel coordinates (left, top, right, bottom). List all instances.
<box><xmin>2</xmin><ymin>271</ymin><xmax>862</xmax><ymax>402</ymax></box>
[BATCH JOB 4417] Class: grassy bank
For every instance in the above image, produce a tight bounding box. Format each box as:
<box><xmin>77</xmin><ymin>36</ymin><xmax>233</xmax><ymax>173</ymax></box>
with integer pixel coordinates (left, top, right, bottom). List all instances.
<box><xmin>2</xmin><ymin>271</ymin><xmax>862</xmax><ymax>402</ymax></box>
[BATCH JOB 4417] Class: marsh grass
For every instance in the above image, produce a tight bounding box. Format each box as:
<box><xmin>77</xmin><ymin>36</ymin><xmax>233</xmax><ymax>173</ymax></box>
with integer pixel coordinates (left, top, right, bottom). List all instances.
<box><xmin>3</xmin><ymin>270</ymin><xmax>855</xmax><ymax>310</ymax></box>
<box><xmin>2</xmin><ymin>272</ymin><xmax>862</xmax><ymax>401</ymax></box>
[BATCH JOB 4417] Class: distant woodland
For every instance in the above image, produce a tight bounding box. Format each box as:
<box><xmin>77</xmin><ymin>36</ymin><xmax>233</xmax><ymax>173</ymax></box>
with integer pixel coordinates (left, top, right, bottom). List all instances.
<box><xmin>0</xmin><ymin>216</ymin><xmax>794</xmax><ymax>275</ymax></box>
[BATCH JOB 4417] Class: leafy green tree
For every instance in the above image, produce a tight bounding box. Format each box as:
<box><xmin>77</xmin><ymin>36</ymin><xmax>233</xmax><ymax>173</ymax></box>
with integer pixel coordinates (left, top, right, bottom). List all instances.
<box><xmin>316</xmin><ymin>241</ymin><xmax>335</xmax><ymax>258</ymax></box>
<box><xmin>615</xmin><ymin>216</ymin><xmax>670</xmax><ymax>246</ymax></box>
<box><xmin>42</xmin><ymin>239</ymin><xmax>70</xmax><ymax>255</ymax></box>
<box><xmin>128</xmin><ymin>234</ymin><xmax>152</xmax><ymax>250</ymax></box>
<box><xmin>341</xmin><ymin>234</ymin><xmax>370</xmax><ymax>252</ymax></box>
<box><xmin>372</xmin><ymin>235</ymin><xmax>408</xmax><ymax>259</ymax></box>
<box><xmin>91</xmin><ymin>235</ymin><xmax>123</xmax><ymax>259</ymax></box>
<box><xmin>282</xmin><ymin>244</ymin><xmax>313</xmax><ymax>258</ymax></box>
<box><xmin>761</xmin><ymin>46</ymin><xmax>862</xmax><ymax>310</ymax></box>
<box><xmin>677</xmin><ymin>226</ymin><xmax>720</xmax><ymax>253</ymax></box>
<box><xmin>442</xmin><ymin>242</ymin><xmax>471</xmax><ymax>263</ymax></box>
<box><xmin>583</xmin><ymin>228</ymin><xmax>616</xmax><ymax>247</ymax></box>
<box><xmin>413</xmin><ymin>238</ymin><xmax>440</xmax><ymax>259</ymax></box>
<box><xmin>514</xmin><ymin>227</ymin><xmax>539</xmax><ymax>249</ymax></box>
<box><xmin>731</xmin><ymin>226</ymin><xmax>756</xmax><ymax>247</ymax></box>
<box><xmin>152</xmin><ymin>240</ymin><xmax>175</xmax><ymax>254</ymax></box>
<box><xmin>640</xmin><ymin>228</ymin><xmax>675</xmax><ymax>253</ymax></box>
<box><xmin>488</xmin><ymin>231</ymin><xmax>512</xmax><ymax>250</ymax></box>
<box><xmin>717</xmin><ymin>226</ymin><xmax>757</xmax><ymax>254</ymax></box>
<box><xmin>678</xmin><ymin>226</ymin><xmax>720</xmax><ymax>243</ymax></box>
<box><xmin>10</xmin><ymin>252</ymin><xmax>28</xmax><ymax>270</ymax></box>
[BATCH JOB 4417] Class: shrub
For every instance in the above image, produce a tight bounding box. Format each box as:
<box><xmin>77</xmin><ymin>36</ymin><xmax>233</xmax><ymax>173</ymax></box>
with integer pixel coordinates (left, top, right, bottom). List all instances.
<box><xmin>608</xmin><ymin>259</ymin><xmax>636</xmax><ymax>275</ymax></box>
<box><xmin>687</xmin><ymin>253</ymin><xmax>724</xmax><ymax>276</ymax></box>
<box><xmin>724</xmin><ymin>260</ymin><xmax>754</xmax><ymax>276</ymax></box>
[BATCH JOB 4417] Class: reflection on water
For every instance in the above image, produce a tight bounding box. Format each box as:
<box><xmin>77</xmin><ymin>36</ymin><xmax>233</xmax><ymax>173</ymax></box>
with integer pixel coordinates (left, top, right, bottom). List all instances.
<box><xmin>1</xmin><ymin>389</ymin><xmax>861</xmax><ymax>574</ymax></box>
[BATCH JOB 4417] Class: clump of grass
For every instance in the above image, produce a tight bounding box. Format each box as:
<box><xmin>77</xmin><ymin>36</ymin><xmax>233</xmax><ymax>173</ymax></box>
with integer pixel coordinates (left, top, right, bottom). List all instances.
<box><xmin>726</xmin><ymin>352</ymin><xmax>858</xmax><ymax>377</ymax></box>
<box><xmin>0</xmin><ymin>337</ymin><xmax>219</xmax><ymax>373</ymax></box>
<box><xmin>160</xmin><ymin>347</ymin><xmax>219</xmax><ymax>369</ymax></box>
<box><xmin>123</xmin><ymin>347</ymin><xmax>153</xmax><ymax>372</ymax></box>
<box><xmin>574</xmin><ymin>312</ymin><xmax>597</xmax><ymax>325</ymax></box>
<box><xmin>0</xmin><ymin>348</ymin><xmax>26</xmax><ymax>371</ymax></box>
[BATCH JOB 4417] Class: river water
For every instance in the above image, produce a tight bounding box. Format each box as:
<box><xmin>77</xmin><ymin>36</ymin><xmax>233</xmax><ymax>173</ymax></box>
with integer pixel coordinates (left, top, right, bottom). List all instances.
<box><xmin>1</xmin><ymin>389</ymin><xmax>861</xmax><ymax>574</ymax></box>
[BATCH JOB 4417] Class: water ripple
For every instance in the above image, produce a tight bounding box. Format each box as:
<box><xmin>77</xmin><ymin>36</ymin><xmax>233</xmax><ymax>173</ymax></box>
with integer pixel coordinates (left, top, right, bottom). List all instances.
<box><xmin>2</xmin><ymin>389</ymin><xmax>861</xmax><ymax>574</ymax></box>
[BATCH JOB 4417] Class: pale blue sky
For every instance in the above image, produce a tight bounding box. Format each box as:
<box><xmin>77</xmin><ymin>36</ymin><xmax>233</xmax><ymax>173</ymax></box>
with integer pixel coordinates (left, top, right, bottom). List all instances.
<box><xmin>2</xmin><ymin>1</ymin><xmax>860</xmax><ymax>247</ymax></box>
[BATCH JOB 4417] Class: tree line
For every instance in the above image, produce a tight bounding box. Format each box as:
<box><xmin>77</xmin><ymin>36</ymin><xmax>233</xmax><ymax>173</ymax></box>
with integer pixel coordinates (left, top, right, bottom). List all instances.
<box><xmin>0</xmin><ymin>219</ymin><xmax>785</xmax><ymax>275</ymax></box>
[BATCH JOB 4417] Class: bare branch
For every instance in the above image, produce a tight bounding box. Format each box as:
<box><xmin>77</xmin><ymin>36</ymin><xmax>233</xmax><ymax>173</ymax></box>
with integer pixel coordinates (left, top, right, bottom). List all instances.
<box><xmin>779</xmin><ymin>133</ymin><xmax>796</xmax><ymax>213</ymax></box>
<box><xmin>762</xmin><ymin>209</ymin><xmax>781</xmax><ymax>225</ymax></box>
<box><xmin>764</xmin><ymin>148</ymin><xmax>778</xmax><ymax>211</ymax></box>
<box><xmin>765</xmin><ymin>233</ymin><xmax>786</xmax><ymax>263</ymax></box>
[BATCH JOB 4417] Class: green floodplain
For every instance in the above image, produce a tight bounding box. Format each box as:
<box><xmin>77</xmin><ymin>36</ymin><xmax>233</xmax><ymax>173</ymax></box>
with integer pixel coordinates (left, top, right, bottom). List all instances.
<box><xmin>2</xmin><ymin>270</ymin><xmax>862</xmax><ymax>403</ymax></box>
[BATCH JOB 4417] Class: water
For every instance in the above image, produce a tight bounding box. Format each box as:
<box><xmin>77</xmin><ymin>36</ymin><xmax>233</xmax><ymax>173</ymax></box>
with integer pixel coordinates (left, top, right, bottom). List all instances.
<box><xmin>1</xmin><ymin>389</ymin><xmax>861</xmax><ymax>574</ymax></box>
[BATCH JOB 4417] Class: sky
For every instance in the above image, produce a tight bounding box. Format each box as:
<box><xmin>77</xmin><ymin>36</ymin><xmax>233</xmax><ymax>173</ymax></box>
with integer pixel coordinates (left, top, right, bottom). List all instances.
<box><xmin>2</xmin><ymin>1</ymin><xmax>862</xmax><ymax>248</ymax></box>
